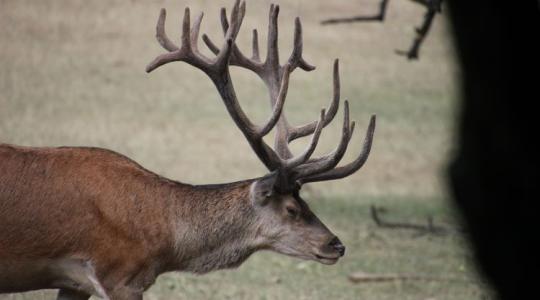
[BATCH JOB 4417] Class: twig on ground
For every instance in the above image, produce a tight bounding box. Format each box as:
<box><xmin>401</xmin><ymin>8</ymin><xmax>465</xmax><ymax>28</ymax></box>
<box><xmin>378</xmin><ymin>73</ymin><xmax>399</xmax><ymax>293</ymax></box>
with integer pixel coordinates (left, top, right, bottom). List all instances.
<box><xmin>370</xmin><ymin>205</ymin><xmax>459</xmax><ymax>236</ymax></box>
<box><xmin>348</xmin><ymin>271</ymin><xmax>475</xmax><ymax>284</ymax></box>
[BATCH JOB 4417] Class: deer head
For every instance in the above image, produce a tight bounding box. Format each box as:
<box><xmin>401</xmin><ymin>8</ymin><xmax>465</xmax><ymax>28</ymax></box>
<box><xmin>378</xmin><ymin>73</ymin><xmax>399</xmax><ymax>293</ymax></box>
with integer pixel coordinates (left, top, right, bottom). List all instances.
<box><xmin>146</xmin><ymin>0</ymin><xmax>375</xmax><ymax>265</ymax></box>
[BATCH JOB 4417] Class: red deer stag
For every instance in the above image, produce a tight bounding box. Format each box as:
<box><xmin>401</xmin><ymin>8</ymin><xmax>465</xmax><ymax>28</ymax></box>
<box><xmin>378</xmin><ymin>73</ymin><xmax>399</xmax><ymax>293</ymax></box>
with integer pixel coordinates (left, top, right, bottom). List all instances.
<box><xmin>0</xmin><ymin>1</ymin><xmax>375</xmax><ymax>299</ymax></box>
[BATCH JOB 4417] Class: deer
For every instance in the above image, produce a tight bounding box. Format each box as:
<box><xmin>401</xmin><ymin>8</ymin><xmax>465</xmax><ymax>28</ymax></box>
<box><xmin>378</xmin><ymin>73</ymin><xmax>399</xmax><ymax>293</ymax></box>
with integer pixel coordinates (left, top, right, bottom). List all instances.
<box><xmin>0</xmin><ymin>1</ymin><xmax>376</xmax><ymax>299</ymax></box>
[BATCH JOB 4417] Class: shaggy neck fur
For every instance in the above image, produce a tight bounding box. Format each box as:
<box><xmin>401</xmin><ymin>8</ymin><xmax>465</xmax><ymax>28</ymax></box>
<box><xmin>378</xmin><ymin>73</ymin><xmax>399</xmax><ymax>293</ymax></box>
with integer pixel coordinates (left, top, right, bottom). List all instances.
<box><xmin>168</xmin><ymin>180</ymin><xmax>264</xmax><ymax>274</ymax></box>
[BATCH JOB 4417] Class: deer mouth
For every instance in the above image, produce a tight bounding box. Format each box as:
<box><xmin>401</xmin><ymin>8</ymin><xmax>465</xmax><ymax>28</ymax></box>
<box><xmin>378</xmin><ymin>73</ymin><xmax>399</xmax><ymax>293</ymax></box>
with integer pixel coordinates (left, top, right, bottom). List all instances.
<box><xmin>314</xmin><ymin>254</ymin><xmax>340</xmax><ymax>265</ymax></box>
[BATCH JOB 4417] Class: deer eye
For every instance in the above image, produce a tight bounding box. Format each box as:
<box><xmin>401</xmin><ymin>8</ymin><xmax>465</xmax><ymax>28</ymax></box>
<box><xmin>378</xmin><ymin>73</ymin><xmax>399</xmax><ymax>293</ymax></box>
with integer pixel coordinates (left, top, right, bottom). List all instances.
<box><xmin>286</xmin><ymin>206</ymin><xmax>299</xmax><ymax>218</ymax></box>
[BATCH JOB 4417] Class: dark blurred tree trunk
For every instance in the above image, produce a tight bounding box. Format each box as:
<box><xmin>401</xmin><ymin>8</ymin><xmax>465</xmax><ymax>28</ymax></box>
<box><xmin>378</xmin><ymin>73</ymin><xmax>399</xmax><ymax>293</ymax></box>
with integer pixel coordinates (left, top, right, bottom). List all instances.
<box><xmin>448</xmin><ymin>1</ymin><xmax>540</xmax><ymax>299</ymax></box>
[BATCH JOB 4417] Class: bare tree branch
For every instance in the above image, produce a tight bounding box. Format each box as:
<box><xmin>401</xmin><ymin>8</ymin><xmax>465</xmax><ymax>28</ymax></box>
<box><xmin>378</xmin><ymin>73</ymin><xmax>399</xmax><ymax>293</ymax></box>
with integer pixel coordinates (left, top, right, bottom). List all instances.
<box><xmin>321</xmin><ymin>0</ymin><xmax>390</xmax><ymax>25</ymax></box>
<box><xmin>396</xmin><ymin>0</ymin><xmax>442</xmax><ymax>60</ymax></box>
<box><xmin>321</xmin><ymin>0</ymin><xmax>443</xmax><ymax>60</ymax></box>
<box><xmin>370</xmin><ymin>205</ymin><xmax>457</xmax><ymax>236</ymax></box>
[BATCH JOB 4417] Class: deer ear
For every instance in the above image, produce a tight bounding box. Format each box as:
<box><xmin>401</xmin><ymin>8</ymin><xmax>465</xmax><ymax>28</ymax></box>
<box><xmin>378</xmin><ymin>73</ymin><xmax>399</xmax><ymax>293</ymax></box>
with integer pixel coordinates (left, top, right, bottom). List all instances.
<box><xmin>250</xmin><ymin>172</ymin><xmax>278</xmax><ymax>206</ymax></box>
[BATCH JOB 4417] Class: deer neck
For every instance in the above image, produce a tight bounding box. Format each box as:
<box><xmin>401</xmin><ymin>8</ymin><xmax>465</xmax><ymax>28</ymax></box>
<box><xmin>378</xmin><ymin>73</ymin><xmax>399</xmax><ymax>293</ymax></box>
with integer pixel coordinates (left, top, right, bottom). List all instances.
<box><xmin>167</xmin><ymin>179</ymin><xmax>263</xmax><ymax>274</ymax></box>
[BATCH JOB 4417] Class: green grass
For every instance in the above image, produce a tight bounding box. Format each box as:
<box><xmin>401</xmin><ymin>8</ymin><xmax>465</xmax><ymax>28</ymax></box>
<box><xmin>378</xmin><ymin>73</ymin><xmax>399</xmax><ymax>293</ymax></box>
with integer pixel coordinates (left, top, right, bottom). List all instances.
<box><xmin>0</xmin><ymin>0</ymin><xmax>492</xmax><ymax>299</ymax></box>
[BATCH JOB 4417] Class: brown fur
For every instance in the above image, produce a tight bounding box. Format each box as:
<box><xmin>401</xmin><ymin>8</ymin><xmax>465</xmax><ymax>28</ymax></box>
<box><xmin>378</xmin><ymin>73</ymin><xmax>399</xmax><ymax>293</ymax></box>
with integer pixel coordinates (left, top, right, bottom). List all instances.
<box><xmin>0</xmin><ymin>143</ymin><xmax>341</xmax><ymax>299</ymax></box>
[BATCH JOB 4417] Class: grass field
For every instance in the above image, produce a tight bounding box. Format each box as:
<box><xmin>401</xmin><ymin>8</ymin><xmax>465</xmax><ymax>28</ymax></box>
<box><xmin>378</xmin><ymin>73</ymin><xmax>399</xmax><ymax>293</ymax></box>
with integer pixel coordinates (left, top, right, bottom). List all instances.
<box><xmin>1</xmin><ymin>0</ymin><xmax>493</xmax><ymax>299</ymax></box>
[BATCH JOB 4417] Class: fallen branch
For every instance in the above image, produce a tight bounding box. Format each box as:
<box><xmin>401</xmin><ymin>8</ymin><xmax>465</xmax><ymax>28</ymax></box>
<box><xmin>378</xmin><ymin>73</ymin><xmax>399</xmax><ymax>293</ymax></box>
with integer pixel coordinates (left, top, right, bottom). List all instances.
<box><xmin>348</xmin><ymin>271</ymin><xmax>474</xmax><ymax>284</ymax></box>
<box><xmin>370</xmin><ymin>205</ymin><xmax>451</xmax><ymax>236</ymax></box>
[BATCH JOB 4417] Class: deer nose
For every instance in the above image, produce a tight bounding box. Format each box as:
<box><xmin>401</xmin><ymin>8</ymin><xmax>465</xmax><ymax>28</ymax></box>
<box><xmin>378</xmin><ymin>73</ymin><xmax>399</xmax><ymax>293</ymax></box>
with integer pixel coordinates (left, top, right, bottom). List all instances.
<box><xmin>328</xmin><ymin>236</ymin><xmax>345</xmax><ymax>256</ymax></box>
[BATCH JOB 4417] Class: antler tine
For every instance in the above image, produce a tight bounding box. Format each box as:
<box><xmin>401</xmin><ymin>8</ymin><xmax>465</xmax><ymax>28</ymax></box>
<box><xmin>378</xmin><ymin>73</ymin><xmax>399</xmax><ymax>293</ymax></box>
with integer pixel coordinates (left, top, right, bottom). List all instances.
<box><xmin>190</xmin><ymin>12</ymin><xmax>204</xmax><ymax>52</ymax></box>
<box><xmin>218</xmin><ymin>2</ymin><xmax>246</xmax><ymax>36</ymax></box>
<box><xmin>202</xmin><ymin>34</ymin><xmax>220</xmax><ymax>55</ymax></box>
<box><xmin>297</xmin><ymin>115</ymin><xmax>376</xmax><ymax>184</ymax></box>
<box><xmin>156</xmin><ymin>9</ymin><xmax>179</xmax><ymax>51</ymax></box>
<box><xmin>252</xmin><ymin>29</ymin><xmax>260</xmax><ymax>61</ymax></box>
<box><xmin>220</xmin><ymin>7</ymin><xmax>229</xmax><ymax>34</ymax></box>
<box><xmin>202</xmin><ymin>3</ymin><xmax>262</xmax><ymax>73</ymax></box>
<box><xmin>214</xmin><ymin>3</ymin><xmax>241</xmax><ymax>68</ymax></box>
<box><xmin>288</xmin><ymin>59</ymin><xmax>341</xmax><ymax>141</ymax></box>
<box><xmin>265</xmin><ymin>4</ymin><xmax>280</xmax><ymax>70</ymax></box>
<box><xmin>258</xmin><ymin>64</ymin><xmax>292</xmax><ymax>136</ymax></box>
<box><xmin>292</xmin><ymin>100</ymin><xmax>353</xmax><ymax>178</ymax></box>
<box><xmin>288</xmin><ymin>17</ymin><xmax>316</xmax><ymax>71</ymax></box>
<box><xmin>284</xmin><ymin>109</ymin><xmax>325</xmax><ymax>169</ymax></box>
<box><xmin>146</xmin><ymin>7</ymin><xmax>214</xmax><ymax>73</ymax></box>
<box><xmin>181</xmin><ymin>7</ymin><xmax>192</xmax><ymax>50</ymax></box>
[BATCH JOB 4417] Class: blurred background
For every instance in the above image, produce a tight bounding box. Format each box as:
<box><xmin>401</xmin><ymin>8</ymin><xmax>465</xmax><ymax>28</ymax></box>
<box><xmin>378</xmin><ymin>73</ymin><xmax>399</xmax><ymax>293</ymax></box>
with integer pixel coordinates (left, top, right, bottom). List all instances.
<box><xmin>0</xmin><ymin>0</ymin><xmax>492</xmax><ymax>299</ymax></box>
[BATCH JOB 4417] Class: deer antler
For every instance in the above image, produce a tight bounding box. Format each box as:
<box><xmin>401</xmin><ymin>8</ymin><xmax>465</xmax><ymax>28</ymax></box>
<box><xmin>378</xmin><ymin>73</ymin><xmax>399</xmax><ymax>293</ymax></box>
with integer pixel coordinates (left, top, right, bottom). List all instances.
<box><xmin>147</xmin><ymin>0</ymin><xmax>376</xmax><ymax>191</ymax></box>
<box><xmin>202</xmin><ymin>4</ymin><xmax>341</xmax><ymax>160</ymax></box>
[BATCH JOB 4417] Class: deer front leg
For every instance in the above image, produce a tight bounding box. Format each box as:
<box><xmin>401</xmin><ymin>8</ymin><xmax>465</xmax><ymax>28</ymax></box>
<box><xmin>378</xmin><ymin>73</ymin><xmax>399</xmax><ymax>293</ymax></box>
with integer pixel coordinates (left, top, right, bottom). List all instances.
<box><xmin>56</xmin><ymin>289</ymin><xmax>90</xmax><ymax>300</ymax></box>
<box><xmin>108</xmin><ymin>287</ymin><xmax>143</xmax><ymax>300</ymax></box>
<box><xmin>50</xmin><ymin>258</ymin><xmax>109</xmax><ymax>299</ymax></box>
